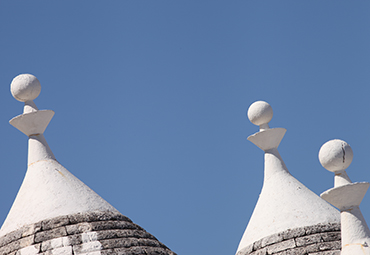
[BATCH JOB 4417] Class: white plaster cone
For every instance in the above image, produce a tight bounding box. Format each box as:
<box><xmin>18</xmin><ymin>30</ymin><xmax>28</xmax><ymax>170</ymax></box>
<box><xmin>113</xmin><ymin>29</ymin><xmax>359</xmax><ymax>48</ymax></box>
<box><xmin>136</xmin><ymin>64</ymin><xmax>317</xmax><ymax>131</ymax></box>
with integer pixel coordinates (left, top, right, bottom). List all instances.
<box><xmin>0</xmin><ymin>129</ymin><xmax>120</xmax><ymax>237</ymax></box>
<box><xmin>237</xmin><ymin>101</ymin><xmax>340</xmax><ymax>253</ymax></box>
<box><xmin>1</xmin><ymin>74</ymin><xmax>119</xmax><ymax>237</ymax></box>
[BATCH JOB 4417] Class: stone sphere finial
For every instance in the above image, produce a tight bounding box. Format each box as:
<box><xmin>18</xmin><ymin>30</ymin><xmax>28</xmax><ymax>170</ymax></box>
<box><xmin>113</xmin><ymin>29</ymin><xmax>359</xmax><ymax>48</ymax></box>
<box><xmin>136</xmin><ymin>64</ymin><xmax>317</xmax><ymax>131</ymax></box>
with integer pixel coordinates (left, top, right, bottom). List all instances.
<box><xmin>319</xmin><ymin>139</ymin><xmax>353</xmax><ymax>172</ymax></box>
<box><xmin>10</xmin><ymin>74</ymin><xmax>41</xmax><ymax>102</ymax></box>
<box><xmin>247</xmin><ymin>101</ymin><xmax>273</xmax><ymax>127</ymax></box>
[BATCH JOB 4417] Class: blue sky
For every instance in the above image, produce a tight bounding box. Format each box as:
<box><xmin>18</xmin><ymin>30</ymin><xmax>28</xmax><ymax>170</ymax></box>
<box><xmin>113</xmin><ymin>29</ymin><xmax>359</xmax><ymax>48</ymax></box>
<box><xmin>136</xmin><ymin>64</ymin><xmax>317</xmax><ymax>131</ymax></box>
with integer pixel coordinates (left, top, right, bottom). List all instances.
<box><xmin>1</xmin><ymin>1</ymin><xmax>370</xmax><ymax>255</ymax></box>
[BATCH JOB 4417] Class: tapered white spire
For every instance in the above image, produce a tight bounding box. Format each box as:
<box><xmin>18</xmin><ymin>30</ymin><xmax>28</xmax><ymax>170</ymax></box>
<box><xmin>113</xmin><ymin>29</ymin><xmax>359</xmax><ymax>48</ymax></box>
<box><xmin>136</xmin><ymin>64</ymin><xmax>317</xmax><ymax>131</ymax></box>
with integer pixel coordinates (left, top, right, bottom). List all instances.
<box><xmin>236</xmin><ymin>101</ymin><xmax>340</xmax><ymax>253</ymax></box>
<box><xmin>0</xmin><ymin>74</ymin><xmax>119</xmax><ymax>237</ymax></box>
<box><xmin>319</xmin><ymin>139</ymin><xmax>370</xmax><ymax>255</ymax></box>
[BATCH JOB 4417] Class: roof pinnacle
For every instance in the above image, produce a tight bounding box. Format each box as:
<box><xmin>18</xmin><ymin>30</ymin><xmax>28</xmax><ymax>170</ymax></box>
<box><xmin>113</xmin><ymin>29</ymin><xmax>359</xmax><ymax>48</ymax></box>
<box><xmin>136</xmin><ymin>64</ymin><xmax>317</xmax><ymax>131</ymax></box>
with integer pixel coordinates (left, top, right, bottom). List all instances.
<box><xmin>1</xmin><ymin>74</ymin><xmax>119</xmax><ymax>237</ymax></box>
<box><xmin>9</xmin><ymin>74</ymin><xmax>54</xmax><ymax>138</ymax></box>
<box><xmin>236</xmin><ymin>101</ymin><xmax>339</xmax><ymax>253</ymax></box>
<box><xmin>319</xmin><ymin>139</ymin><xmax>370</xmax><ymax>254</ymax></box>
<box><xmin>246</xmin><ymin>101</ymin><xmax>285</xmax><ymax>151</ymax></box>
<box><xmin>247</xmin><ymin>101</ymin><xmax>273</xmax><ymax>131</ymax></box>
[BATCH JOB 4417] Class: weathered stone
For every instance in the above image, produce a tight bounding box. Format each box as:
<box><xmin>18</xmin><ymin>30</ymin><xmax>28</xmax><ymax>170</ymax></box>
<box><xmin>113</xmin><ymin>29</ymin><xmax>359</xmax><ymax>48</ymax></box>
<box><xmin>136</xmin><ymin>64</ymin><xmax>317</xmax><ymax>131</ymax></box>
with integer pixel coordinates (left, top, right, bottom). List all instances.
<box><xmin>41</xmin><ymin>236</ymin><xmax>70</xmax><ymax>252</ymax></box>
<box><xmin>236</xmin><ymin>244</ymin><xmax>254</xmax><ymax>255</ymax></box>
<box><xmin>305</xmin><ymin>224</ymin><xmax>340</xmax><ymax>235</ymax></box>
<box><xmin>267</xmin><ymin>239</ymin><xmax>296</xmax><ymax>254</ymax></box>
<box><xmin>249</xmin><ymin>248</ymin><xmax>267</xmax><ymax>255</ymax></box>
<box><xmin>316</xmin><ymin>241</ymin><xmax>341</xmax><ymax>251</ymax></box>
<box><xmin>41</xmin><ymin>216</ymin><xmax>70</xmax><ymax>231</ymax></box>
<box><xmin>34</xmin><ymin>227</ymin><xmax>67</xmax><ymax>243</ymax></box>
<box><xmin>320</xmin><ymin>232</ymin><xmax>341</xmax><ymax>242</ymax></box>
<box><xmin>68</xmin><ymin>211</ymin><xmax>131</xmax><ymax>224</ymax></box>
<box><xmin>0</xmin><ymin>229</ymin><xmax>23</xmax><ymax>247</ymax></box>
<box><xmin>296</xmin><ymin>233</ymin><xmax>322</xmax><ymax>247</ymax></box>
<box><xmin>309</xmin><ymin>251</ymin><xmax>341</xmax><ymax>255</ymax></box>
<box><xmin>100</xmin><ymin>238</ymin><xmax>138</xmax><ymax>249</ymax></box>
<box><xmin>305</xmin><ymin>243</ymin><xmax>321</xmax><ymax>253</ymax></box>
<box><xmin>0</xmin><ymin>241</ymin><xmax>16</xmax><ymax>255</ymax></box>
<box><xmin>142</xmin><ymin>247</ymin><xmax>177</xmax><ymax>255</ymax></box>
<box><xmin>261</xmin><ymin>233</ymin><xmax>283</xmax><ymax>247</ymax></box>
<box><xmin>96</xmin><ymin>229</ymin><xmax>155</xmax><ymax>240</ymax></box>
<box><xmin>282</xmin><ymin>227</ymin><xmax>306</xmax><ymax>240</ymax></box>
<box><xmin>18</xmin><ymin>236</ymin><xmax>35</xmax><ymax>250</ymax></box>
<box><xmin>81</xmin><ymin>232</ymin><xmax>98</xmax><ymax>243</ymax></box>
<box><xmin>66</xmin><ymin>223</ymin><xmax>92</xmax><ymax>235</ymax></box>
<box><xmin>98</xmin><ymin>237</ymin><xmax>165</xmax><ymax>250</ymax></box>
<box><xmin>0</xmin><ymin>235</ymin><xmax>34</xmax><ymax>255</ymax></box>
<box><xmin>304</xmin><ymin>241</ymin><xmax>340</xmax><ymax>253</ymax></box>
<box><xmin>72</xmin><ymin>240</ymin><xmax>102</xmax><ymax>254</ymax></box>
<box><xmin>89</xmin><ymin>221</ymin><xmax>137</xmax><ymax>232</ymax></box>
<box><xmin>16</xmin><ymin>244</ymin><xmax>40</xmax><ymax>255</ymax></box>
<box><xmin>43</xmin><ymin>245</ymin><xmax>72</xmax><ymax>255</ymax></box>
<box><xmin>21</xmin><ymin>223</ymin><xmax>42</xmax><ymax>238</ymax></box>
<box><xmin>67</xmin><ymin>234</ymin><xmax>83</xmax><ymax>246</ymax></box>
<box><xmin>0</xmin><ymin>212</ymin><xmax>175</xmax><ymax>255</ymax></box>
<box><xmin>276</xmin><ymin>246</ymin><xmax>307</xmax><ymax>254</ymax></box>
<box><xmin>76</xmin><ymin>251</ymin><xmax>102</xmax><ymax>255</ymax></box>
<box><xmin>103</xmin><ymin>246</ymin><xmax>176</xmax><ymax>255</ymax></box>
<box><xmin>253</xmin><ymin>238</ymin><xmax>263</xmax><ymax>250</ymax></box>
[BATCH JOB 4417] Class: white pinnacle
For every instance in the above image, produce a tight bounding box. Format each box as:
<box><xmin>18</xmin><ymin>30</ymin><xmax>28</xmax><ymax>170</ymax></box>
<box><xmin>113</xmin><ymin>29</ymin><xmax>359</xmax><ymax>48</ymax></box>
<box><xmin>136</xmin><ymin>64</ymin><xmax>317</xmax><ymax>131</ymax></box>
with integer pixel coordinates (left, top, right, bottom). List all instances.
<box><xmin>319</xmin><ymin>139</ymin><xmax>370</xmax><ymax>255</ymax></box>
<box><xmin>247</xmin><ymin>101</ymin><xmax>273</xmax><ymax>131</ymax></box>
<box><xmin>236</xmin><ymin>101</ymin><xmax>340</xmax><ymax>254</ymax></box>
<box><xmin>1</xmin><ymin>74</ymin><xmax>120</xmax><ymax>237</ymax></box>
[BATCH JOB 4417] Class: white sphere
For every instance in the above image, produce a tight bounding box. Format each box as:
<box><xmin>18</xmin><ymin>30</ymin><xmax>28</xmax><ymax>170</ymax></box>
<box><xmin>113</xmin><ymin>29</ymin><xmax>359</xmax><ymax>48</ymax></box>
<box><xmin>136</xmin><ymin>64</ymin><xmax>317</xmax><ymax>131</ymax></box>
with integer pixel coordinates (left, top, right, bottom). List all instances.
<box><xmin>10</xmin><ymin>74</ymin><xmax>41</xmax><ymax>102</ymax></box>
<box><xmin>247</xmin><ymin>101</ymin><xmax>273</xmax><ymax>126</ymax></box>
<box><xmin>318</xmin><ymin>139</ymin><xmax>353</xmax><ymax>172</ymax></box>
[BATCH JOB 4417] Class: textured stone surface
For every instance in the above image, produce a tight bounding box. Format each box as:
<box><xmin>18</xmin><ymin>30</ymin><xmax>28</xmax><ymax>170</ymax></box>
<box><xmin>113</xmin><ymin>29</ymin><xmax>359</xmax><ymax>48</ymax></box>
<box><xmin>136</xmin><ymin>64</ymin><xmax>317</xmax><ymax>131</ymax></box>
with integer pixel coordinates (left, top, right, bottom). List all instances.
<box><xmin>236</xmin><ymin>223</ymin><xmax>341</xmax><ymax>255</ymax></box>
<box><xmin>267</xmin><ymin>239</ymin><xmax>296</xmax><ymax>254</ymax></box>
<box><xmin>309</xmin><ymin>251</ymin><xmax>340</xmax><ymax>255</ymax></box>
<box><xmin>0</xmin><ymin>211</ymin><xmax>176</xmax><ymax>255</ymax></box>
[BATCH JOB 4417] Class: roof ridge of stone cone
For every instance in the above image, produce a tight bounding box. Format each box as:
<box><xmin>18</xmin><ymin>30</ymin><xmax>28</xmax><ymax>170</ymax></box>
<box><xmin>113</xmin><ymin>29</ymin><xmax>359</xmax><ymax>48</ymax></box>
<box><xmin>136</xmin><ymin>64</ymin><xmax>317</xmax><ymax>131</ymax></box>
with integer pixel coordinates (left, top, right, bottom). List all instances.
<box><xmin>236</xmin><ymin>101</ymin><xmax>340</xmax><ymax>253</ymax></box>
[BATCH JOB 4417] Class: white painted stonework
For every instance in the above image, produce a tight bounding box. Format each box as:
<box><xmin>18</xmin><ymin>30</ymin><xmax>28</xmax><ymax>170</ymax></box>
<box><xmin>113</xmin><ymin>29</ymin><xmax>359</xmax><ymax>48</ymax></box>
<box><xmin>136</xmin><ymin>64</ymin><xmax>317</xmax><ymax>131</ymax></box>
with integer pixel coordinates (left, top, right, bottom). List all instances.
<box><xmin>319</xmin><ymin>139</ymin><xmax>370</xmax><ymax>255</ymax></box>
<box><xmin>0</xmin><ymin>74</ymin><xmax>120</xmax><ymax>237</ymax></box>
<box><xmin>236</xmin><ymin>101</ymin><xmax>340</xmax><ymax>253</ymax></box>
<box><xmin>78</xmin><ymin>232</ymin><xmax>102</xmax><ymax>254</ymax></box>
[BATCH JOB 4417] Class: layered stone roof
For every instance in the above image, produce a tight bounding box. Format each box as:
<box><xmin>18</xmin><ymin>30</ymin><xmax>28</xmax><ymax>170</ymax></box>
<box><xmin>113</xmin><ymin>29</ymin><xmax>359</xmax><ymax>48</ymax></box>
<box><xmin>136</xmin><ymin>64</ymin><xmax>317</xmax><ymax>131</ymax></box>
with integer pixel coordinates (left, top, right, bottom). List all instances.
<box><xmin>0</xmin><ymin>211</ymin><xmax>175</xmax><ymax>255</ymax></box>
<box><xmin>237</xmin><ymin>223</ymin><xmax>341</xmax><ymax>255</ymax></box>
<box><xmin>237</xmin><ymin>102</ymin><xmax>340</xmax><ymax>253</ymax></box>
<box><xmin>236</xmin><ymin>101</ymin><xmax>341</xmax><ymax>255</ymax></box>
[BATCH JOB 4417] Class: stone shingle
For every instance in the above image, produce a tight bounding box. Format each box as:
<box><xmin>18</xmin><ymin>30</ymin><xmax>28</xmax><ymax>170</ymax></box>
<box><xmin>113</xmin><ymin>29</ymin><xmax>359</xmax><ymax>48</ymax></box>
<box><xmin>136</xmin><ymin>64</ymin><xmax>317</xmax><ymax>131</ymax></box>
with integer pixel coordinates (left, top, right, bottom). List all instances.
<box><xmin>34</xmin><ymin>227</ymin><xmax>67</xmax><ymax>243</ymax></box>
<box><xmin>261</xmin><ymin>233</ymin><xmax>283</xmax><ymax>247</ymax></box>
<box><xmin>296</xmin><ymin>233</ymin><xmax>322</xmax><ymax>247</ymax></box>
<box><xmin>41</xmin><ymin>216</ymin><xmax>70</xmax><ymax>231</ymax></box>
<box><xmin>267</xmin><ymin>239</ymin><xmax>296</xmax><ymax>254</ymax></box>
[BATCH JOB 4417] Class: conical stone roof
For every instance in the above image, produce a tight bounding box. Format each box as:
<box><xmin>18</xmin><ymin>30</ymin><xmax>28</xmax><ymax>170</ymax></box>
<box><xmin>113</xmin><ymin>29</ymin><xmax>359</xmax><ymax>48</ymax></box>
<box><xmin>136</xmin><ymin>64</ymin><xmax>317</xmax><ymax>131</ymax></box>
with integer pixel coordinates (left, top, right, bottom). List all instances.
<box><xmin>0</xmin><ymin>74</ymin><xmax>176</xmax><ymax>255</ymax></box>
<box><xmin>236</xmin><ymin>101</ymin><xmax>341</xmax><ymax>255</ymax></box>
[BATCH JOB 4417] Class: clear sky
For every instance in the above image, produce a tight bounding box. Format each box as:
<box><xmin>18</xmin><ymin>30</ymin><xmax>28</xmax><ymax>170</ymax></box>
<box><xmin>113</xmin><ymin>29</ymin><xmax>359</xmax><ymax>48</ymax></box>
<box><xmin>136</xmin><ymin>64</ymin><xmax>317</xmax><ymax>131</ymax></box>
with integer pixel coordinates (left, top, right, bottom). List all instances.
<box><xmin>0</xmin><ymin>1</ymin><xmax>370</xmax><ymax>255</ymax></box>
